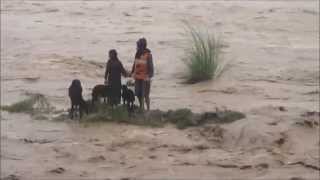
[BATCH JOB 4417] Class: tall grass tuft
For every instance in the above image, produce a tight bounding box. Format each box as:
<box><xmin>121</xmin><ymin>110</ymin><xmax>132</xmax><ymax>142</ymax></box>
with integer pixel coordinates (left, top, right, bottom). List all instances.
<box><xmin>183</xmin><ymin>22</ymin><xmax>226</xmax><ymax>84</ymax></box>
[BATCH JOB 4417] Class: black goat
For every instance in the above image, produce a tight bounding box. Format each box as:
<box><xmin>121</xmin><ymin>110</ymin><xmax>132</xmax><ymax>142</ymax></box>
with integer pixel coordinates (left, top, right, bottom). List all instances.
<box><xmin>122</xmin><ymin>85</ymin><xmax>135</xmax><ymax>112</ymax></box>
<box><xmin>68</xmin><ymin>79</ymin><xmax>88</xmax><ymax>119</ymax></box>
<box><xmin>92</xmin><ymin>84</ymin><xmax>111</xmax><ymax>105</ymax></box>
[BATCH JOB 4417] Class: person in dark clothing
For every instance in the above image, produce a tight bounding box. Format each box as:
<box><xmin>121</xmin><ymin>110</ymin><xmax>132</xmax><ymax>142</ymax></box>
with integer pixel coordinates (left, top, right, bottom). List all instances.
<box><xmin>131</xmin><ymin>38</ymin><xmax>154</xmax><ymax>111</ymax></box>
<box><xmin>105</xmin><ymin>49</ymin><xmax>128</xmax><ymax>106</ymax></box>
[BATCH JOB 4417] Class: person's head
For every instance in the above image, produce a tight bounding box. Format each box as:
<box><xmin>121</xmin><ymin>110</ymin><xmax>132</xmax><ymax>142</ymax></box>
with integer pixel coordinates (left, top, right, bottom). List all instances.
<box><xmin>109</xmin><ymin>49</ymin><xmax>118</xmax><ymax>61</ymax></box>
<box><xmin>70</xmin><ymin>79</ymin><xmax>82</xmax><ymax>89</ymax></box>
<box><xmin>136</xmin><ymin>38</ymin><xmax>147</xmax><ymax>50</ymax></box>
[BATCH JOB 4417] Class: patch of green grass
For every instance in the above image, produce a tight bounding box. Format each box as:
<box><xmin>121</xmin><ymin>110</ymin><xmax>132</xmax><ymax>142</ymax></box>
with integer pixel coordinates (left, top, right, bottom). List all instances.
<box><xmin>127</xmin><ymin>114</ymin><xmax>165</xmax><ymax>128</ymax></box>
<box><xmin>79</xmin><ymin>106</ymin><xmax>246</xmax><ymax>129</ymax></box>
<box><xmin>81</xmin><ymin>104</ymin><xmax>128</xmax><ymax>123</ymax></box>
<box><xmin>182</xmin><ymin>21</ymin><xmax>226</xmax><ymax>84</ymax></box>
<box><xmin>217</xmin><ymin>110</ymin><xmax>246</xmax><ymax>123</ymax></box>
<box><xmin>1</xmin><ymin>93</ymin><xmax>53</xmax><ymax>114</ymax></box>
<box><xmin>110</xmin><ymin>106</ymin><xmax>129</xmax><ymax>122</ymax></box>
<box><xmin>166</xmin><ymin>108</ymin><xmax>196</xmax><ymax>129</ymax></box>
<box><xmin>82</xmin><ymin>112</ymin><xmax>110</xmax><ymax>122</ymax></box>
<box><xmin>53</xmin><ymin>98</ymin><xmax>246</xmax><ymax>129</ymax></box>
<box><xmin>82</xmin><ymin>105</ymin><xmax>163</xmax><ymax>127</ymax></box>
<box><xmin>1</xmin><ymin>99</ymin><xmax>34</xmax><ymax>113</ymax></box>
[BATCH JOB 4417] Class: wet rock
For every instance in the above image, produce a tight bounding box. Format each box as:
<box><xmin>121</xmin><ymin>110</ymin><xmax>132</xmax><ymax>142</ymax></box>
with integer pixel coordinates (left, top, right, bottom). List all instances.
<box><xmin>49</xmin><ymin>167</ymin><xmax>65</xmax><ymax>174</ymax></box>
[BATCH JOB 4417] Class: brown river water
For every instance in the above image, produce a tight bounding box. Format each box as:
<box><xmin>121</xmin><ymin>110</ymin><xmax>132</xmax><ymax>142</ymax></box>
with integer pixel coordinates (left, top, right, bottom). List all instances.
<box><xmin>1</xmin><ymin>0</ymin><xmax>319</xmax><ymax>179</ymax></box>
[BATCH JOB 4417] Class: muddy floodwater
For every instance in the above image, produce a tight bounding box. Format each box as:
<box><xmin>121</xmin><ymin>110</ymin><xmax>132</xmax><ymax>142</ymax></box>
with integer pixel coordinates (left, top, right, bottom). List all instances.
<box><xmin>1</xmin><ymin>0</ymin><xmax>319</xmax><ymax>179</ymax></box>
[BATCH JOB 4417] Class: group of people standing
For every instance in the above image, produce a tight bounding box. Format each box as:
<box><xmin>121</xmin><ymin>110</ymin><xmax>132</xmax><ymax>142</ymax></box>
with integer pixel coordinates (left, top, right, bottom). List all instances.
<box><xmin>104</xmin><ymin>38</ymin><xmax>154</xmax><ymax>111</ymax></box>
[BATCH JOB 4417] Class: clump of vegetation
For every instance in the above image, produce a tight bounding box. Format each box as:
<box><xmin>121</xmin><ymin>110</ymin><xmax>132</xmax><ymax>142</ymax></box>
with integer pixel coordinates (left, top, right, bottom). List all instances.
<box><xmin>165</xmin><ymin>108</ymin><xmax>246</xmax><ymax>129</ymax></box>
<box><xmin>55</xmin><ymin>103</ymin><xmax>246</xmax><ymax>129</ymax></box>
<box><xmin>110</xmin><ymin>106</ymin><xmax>129</xmax><ymax>122</ymax></box>
<box><xmin>130</xmin><ymin>112</ymin><xmax>165</xmax><ymax>128</ymax></box>
<box><xmin>166</xmin><ymin>108</ymin><xmax>196</xmax><ymax>129</ymax></box>
<box><xmin>1</xmin><ymin>93</ymin><xmax>53</xmax><ymax>115</ymax></box>
<box><xmin>183</xmin><ymin>21</ymin><xmax>226</xmax><ymax>84</ymax></box>
<box><xmin>216</xmin><ymin>110</ymin><xmax>246</xmax><ymax>123</ymax></box>
<box><xmin>1</xmin><ymin>94</ymin><xmax>245</xmax><ymax>129</ymax></box>
<box><xmin>81</xmin><ymin>103</ymin><xmax>163</xmax><ymax>127</ymax></box>
<box><xmin>82</xmin><ymin>102</ymin><xmax>128</xmax><ymax>122</ymax></box>
<box><xmin>78</xmin><ymin>102</ymin><xmax>111</xmax><ymax>122</ymax></box>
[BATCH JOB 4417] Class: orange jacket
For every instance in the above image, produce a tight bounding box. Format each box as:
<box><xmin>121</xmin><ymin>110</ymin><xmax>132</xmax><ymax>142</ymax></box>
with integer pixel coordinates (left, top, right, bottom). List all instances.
<box><xmin>133</xmin><ymin>58</ymin><xmax>149</xmax><ymax>80</ymax></box>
